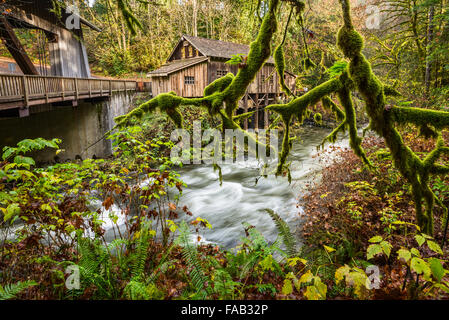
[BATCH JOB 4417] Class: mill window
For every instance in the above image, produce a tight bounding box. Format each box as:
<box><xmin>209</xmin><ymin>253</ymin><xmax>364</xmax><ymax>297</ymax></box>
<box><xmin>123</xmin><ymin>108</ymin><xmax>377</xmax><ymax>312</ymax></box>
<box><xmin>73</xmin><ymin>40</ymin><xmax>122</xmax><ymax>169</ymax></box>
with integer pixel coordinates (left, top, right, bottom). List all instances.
<box><xmin>216</xmin><ymin>70</ymin><xmax>228</xmax><ymax>77</ymax></box>
<box><xmin>185</xmin><ymin>76</ymin><xmax>195</xmax><ymax>85</ymax></box>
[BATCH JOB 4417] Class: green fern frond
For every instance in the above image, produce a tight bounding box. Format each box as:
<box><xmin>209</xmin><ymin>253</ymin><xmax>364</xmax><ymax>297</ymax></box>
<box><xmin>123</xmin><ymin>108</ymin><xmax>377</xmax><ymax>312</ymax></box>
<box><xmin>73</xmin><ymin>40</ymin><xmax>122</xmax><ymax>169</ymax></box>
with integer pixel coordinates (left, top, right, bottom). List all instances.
<box><xmin>129</xmin><ymin>231</ymin><xmax>151</xmax><ymax>280</ymax></box>
<box><xmin>0</xmin><ymin>280</ymin><xmax>37</xmax><ymax>300</ymax></box>
<box><xmin>76</xmin><ymin>237</ymin><xmax>117</xmax><ymax>299</ymax></box>
<box><xmin>242</xmin><ymin>221</ymin><xmax>269</xmax><ymax>251</ymax></box>
<box><xmin>265</xmin><ymin>209</ymin><xmax>298</xmax><ymax>257</ymax></box>
<box><xmin>176</xmin><ymin>221</ymin><xmax>209</xmax><ymax>298</ymax></box>
<box><xmin>123</xmin><ymin>279</ymin><xmax>150</xmax><ymax>300</ymax></box>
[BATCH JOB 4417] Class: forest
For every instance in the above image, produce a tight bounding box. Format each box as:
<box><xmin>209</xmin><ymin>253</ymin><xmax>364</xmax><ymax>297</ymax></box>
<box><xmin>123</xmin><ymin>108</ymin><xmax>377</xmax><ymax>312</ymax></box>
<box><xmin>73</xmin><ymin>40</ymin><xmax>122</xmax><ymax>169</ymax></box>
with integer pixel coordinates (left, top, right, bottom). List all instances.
<box><xmin>1</xmin><ymin>0</ymin><xmax>449</xmax><ymax>302</ymax></box>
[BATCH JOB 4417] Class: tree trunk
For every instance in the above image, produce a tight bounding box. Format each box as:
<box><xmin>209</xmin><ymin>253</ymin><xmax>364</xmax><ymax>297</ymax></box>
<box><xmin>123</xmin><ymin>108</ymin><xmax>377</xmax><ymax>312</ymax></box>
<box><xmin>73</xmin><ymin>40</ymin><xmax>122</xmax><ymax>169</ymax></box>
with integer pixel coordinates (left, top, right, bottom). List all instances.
<box><xmin>192</xmin><ymin>0</ymin><xmax>198</xmax><ymax>37</ymax></box>
<box><xmin>425</xmin><ymin>4</ymin><xmax>435</xmax><ymax>97</ymax></box>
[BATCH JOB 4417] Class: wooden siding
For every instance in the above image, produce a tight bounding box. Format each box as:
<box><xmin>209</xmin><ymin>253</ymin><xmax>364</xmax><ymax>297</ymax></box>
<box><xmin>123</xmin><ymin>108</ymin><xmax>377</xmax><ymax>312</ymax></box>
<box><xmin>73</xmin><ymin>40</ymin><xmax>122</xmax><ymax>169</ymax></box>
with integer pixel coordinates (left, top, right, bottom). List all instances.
<box><xmin>7</xmin><ymin>3</ymin><xmax>91</xmax><ymax>78</ymax></box>
<box><xmin>151</xmin><ymin>62</ymin><xmax>208</xmax><ymax>97</ymax></box>
<box><xmin>151</xmin><ymin>59</ymin><xmax>296</xmax><ymax>98</ymax></box>
<box><xmin>169</xmin><ymin>41</ymin><xmax>202</xmax><ymax>62</ymax></box>
<box><xmin>208</xmin><ymin>60</ymin><xmax>295</xmax><ymax>94</ymax></box>
<box><xmin>208</xmin><ymin>60</ymin><xmax>239</xmax><ymax>84</ymax></box>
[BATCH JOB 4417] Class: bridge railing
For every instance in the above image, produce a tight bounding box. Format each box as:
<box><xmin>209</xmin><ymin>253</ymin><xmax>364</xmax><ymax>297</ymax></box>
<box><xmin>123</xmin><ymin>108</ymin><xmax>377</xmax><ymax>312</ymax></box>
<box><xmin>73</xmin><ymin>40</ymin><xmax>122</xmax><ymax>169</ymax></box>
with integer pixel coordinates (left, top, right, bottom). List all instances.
<box><xmin>0</xmin><ymin>73</ymin><xmax>137</xmax><ymax>109</ymax></box>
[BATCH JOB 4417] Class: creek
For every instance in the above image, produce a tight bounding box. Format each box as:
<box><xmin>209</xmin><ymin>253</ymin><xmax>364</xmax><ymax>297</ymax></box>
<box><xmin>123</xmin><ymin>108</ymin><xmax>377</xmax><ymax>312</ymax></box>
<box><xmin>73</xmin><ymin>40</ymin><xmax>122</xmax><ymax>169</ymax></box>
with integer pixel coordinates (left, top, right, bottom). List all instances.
<box><xmin>173</xmin><ymin>126</ymin><xmax>349</xmax><ymax>249</ymax></box>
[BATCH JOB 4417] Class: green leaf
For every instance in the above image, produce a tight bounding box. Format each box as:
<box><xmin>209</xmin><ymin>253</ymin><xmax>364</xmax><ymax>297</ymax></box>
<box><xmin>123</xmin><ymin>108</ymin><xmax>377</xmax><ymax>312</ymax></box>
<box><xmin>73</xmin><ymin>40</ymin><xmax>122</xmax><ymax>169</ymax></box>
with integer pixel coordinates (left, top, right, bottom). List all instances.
<box><xmin>429</xmin><ymin>258</ymin><xmax>445</xmax><ymax>282</ymax></box>
<box><xmin>397</xmin><ymin>248</ymin><xmax>411</xmax><ymax>263</ymax></box>
<box><xmin>410</xmin><ymin>248</ymin><xmax>421</xmax><ymax>257</ymax></box>
<box><xmin>368</xmin><ymin>236</ymin><xmax>383</xmax><ymax>243</ymax></box>
<box><xmin>415</xmin><ymin>234</ymin><xmax>425</xmax><ymax>246</ymax></box>
<box><xmin>4</xmin><ymin>203</ymin><xmax>21</xmax><ymax>222</ymax></box>
<box><xmin>13</xmin><ymin>155</ymin><xmax>35</xmax><ymax>166</ymax></box>
<box><xmin>225</xmin><ymin>54</ymin><xmax>245</xmax><ymax>65</ymax></box>
<box><xmin>2</xmin><ymin>147</ymin><xmax>17</xmax><ymax>161</ymax></box>
<box><xmin>304</xmin><ymin>279</ymin><xmax>327</xmax><ymax>300</ymax></box>
<box><xmin>410</xmin><ymin>257</ymin><xmax>431</xmax><ymax>277</ymax></box>
<box><xmin>380</xmin><ymin>241</ymin><xmax>392</xmax><ymax>257</ymax></box>
<box><xmin>335</xmin><ymin>265</ymin><xmax>351</xmax><ymax>285</ymax></box>
<box><xmin>427</xmin><ymin>240</ymin><xmax>443</xmax><ymax>255</ymax></box>
<box><xmin>282</xmin><ymin>279</ymin><xmax>293</xmax><ymax>295</ymax></box>
<box><xmin>299</xmin><ymin>270</ymin><xmax>314</xmax><ymax>284</ymax></box>
<box><xmin>367</xmin><ymin>244</ymin><xmax>383</xmax><ymax>260</ymax></box>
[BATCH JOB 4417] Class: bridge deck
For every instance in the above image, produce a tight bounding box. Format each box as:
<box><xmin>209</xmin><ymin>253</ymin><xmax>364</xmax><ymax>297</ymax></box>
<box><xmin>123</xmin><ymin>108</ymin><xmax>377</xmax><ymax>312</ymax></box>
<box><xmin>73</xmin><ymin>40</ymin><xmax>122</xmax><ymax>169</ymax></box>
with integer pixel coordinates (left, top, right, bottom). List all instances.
<box><xmin>0</xmin><ymin>73</ymin><xmax>137</xmax><ymax>112</ymax></box>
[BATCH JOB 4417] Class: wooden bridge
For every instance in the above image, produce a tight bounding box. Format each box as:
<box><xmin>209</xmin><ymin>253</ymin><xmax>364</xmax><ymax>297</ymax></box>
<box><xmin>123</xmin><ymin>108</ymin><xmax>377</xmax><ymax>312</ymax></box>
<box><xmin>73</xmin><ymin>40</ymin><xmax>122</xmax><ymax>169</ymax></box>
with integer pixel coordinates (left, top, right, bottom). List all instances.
<box><xmin>0</xmin><ymin>73</ymin><xmax>137</xmax><ymax>116</ymax></box>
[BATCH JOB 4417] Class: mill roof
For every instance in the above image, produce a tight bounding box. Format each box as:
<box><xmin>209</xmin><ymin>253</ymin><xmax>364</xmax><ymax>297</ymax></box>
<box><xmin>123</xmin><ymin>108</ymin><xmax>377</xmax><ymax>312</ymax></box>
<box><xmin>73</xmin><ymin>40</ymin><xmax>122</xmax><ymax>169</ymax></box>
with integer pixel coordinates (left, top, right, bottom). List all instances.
<box><xmin>149</xmin><ymin>35</ymin><xmax>296</xmax><ymax>77</ymax></box>
<box><xmin>167</xmin><ymin>35</ymin><xmax>275</xmax><ymax>64</ymax></box>
<box><xmin>147</xmin><ymin>57</ymin><xmax>208</xmax><ymax>76</ymax></box>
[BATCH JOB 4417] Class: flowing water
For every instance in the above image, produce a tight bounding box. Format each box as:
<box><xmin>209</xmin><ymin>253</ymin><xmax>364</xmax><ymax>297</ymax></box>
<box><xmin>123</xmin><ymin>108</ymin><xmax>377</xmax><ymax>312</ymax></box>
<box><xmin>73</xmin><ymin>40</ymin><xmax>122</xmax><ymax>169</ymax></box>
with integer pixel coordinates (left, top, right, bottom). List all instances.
<box><xmin>1</xmin><ymin>126</ymin><xmax>350</xmax><ymax>248</ymax></box>
<box><xmin>173</xmin><ymin>126</ymin><xmax>349</xmax><ymax>249</ymax></box>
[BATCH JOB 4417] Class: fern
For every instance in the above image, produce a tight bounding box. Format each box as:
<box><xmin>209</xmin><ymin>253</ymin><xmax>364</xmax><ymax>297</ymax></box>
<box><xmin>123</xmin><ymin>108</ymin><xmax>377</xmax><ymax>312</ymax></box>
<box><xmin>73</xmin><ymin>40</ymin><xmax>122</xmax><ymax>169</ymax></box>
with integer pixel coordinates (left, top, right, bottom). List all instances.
<box><xmin>238</xmin><ymin>222</ymin><xmax>272</xmax><ymax>278</ymax></box>
<box><xmin>241</xmin><ymin>222</ymin><xmax>269</xmax><ymax>251</ymax></box>
<box><xmin>123</xmin><ymin>279</ymin><xmax>150</xmax><ymax>300</ymax></box>
<box><xmin>265</xmin><ymin>209</ymin><xmax>298</xmax><ymax>257</ymax></box>
<box><xmin>123</xmin><ymin>242</ymin><xmax>175</xmax><ymax>300</ymax></box>
<box><xmin>0</xmin><ymin>280</ymin><xmax>37</xmax><ymax>300</ymax></box>
<box><xmin>326</xmin><ymin>60</ymin><xmax>348</xmax><ymax>78</ymax></box>
<box><xmin>76</xmin><ymin>237</ymin><xmax>118</xmax><ymax>299</ymax></box>
<box><xmin>176</xmin><ymin>221</ymin><xmax>209</xmax><ymax>299</ymax></box>
<box><xmin>148</xmin><ymin>245</ymin><xmax>175</xmax><ymax>283</ymax></box>
<box><xmin>129</xmin><ymin>230</ymin><xmax>151</xmax><ymax>280</ymax></box>
<box><xmin>211</xmin><ymin>269</ymin><xmax>240</xmax><ymax>299</ymax></box>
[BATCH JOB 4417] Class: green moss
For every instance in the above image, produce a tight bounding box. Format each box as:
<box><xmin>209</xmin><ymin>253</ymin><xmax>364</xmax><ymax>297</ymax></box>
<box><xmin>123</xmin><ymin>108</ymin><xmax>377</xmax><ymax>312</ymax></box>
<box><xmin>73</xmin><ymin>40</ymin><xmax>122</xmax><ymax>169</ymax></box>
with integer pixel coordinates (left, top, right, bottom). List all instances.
<box><xmin>321</xmin><ymin>96</ymin><xmax>345</xmax><ymax>122</ymax></box>
<box><xmin>268</xmin><ymin>78</ymin><xmax>344</xmax><ymax>174</ymax></box>
<box><xmin>334</xmin><ymin>0</ymin><xmax>449</xmax><ymax>234</ymax></box>
<box><xmin>114</xmin><ymin>92</ymin><xmax>185</xmax><ymax>128</ymax></box>
<box><xmin>383</xmin><ymin>85</ymin><xmax>401</xmax><ymax>97</ymax></box>
<box><xmin>337</xmin><ymin>27</ymin><xmax>364</xmax><ymax>59</ymax></box>
<box><xmin>276</xmin><ymin>114</ymin><xmax>293</xmax><ymax>175</ymax></box>
<box><xmin>267</xmin><ymin>78</ymin><xmax>343</xmax><ymax>120</ymax></box>
<box><xmin>233</xmin><ymin>111</ymin><xmax>256</xmax><ymax>125</ymax></box>
<box><xmin>391</xmin><ymin>106</ymin><xmax>449</xmax><ymax>130</ymax></box>
<box><xmin>274</xmin><ymin>45</ymin><xmax>294</xmax><ymax>96</ymax></box>
<box><xmin>336</xmin><ymin>73</ymin><xmax>372</xmax><ymax>167</ymax></box>
<box><xmin>204</xmin><ymin>73</ymin><xmax>234</xmax><ymax>96</ymax></box>
<box><xmin>313</xmin><ymin>112</ymin><xmax>322</xmax><ymax>125</ymax></box>
<box><xmin>322</xmin><ymin>121</ymin><xmax>346</xmax><ymax>145</ymax></box>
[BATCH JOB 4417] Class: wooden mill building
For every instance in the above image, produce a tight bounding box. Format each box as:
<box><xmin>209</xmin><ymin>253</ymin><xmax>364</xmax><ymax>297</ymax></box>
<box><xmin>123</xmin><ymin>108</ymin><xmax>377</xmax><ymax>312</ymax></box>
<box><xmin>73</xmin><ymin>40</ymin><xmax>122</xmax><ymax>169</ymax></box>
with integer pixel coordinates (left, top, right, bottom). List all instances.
<box><xmin>0</xmin><ymin>0</ymin><xmax>99</xmax><ymax>78</ymax></box>
<box><xmin>0</xmin><ymin>0</ymin><xmax>137</xmax><ymax>118</ymax></box>
<box><xmin>148</xmin><ymin>35</ymin><xmax>296</xmax><ymax>129</ymax></box>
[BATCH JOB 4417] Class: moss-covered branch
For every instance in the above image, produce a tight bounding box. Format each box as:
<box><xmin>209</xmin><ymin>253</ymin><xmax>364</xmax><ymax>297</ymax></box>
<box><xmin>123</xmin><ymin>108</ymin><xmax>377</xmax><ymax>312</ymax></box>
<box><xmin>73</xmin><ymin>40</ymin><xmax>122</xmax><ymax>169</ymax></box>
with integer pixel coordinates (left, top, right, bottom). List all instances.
<box><xmin>267</xmin><ymin>77</ymin><xmax>343</xmax><ymax>173</ymax></box>
<box><xmin>335</xmin><ymin>73</ymin><xmax>372</xmax><ymax>167</ymax></box>
<box><xmin>391</xmin><ymin>106</ymin><xmax>449</xmax><ymax>130</ymax></box>
<box><xmin>337</xmin><ymin>0</ymin><xmax>449</xmax><ymax>235</ymax></box>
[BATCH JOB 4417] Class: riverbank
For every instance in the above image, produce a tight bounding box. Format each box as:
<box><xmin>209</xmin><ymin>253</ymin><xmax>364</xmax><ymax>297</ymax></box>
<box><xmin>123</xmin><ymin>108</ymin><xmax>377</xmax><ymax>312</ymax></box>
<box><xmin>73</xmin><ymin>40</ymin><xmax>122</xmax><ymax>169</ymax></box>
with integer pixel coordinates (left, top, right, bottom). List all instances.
<box><xmin>299</xmin><ymin>132</ymin><xmax>449</xmax><ymax>299</ymax></box>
